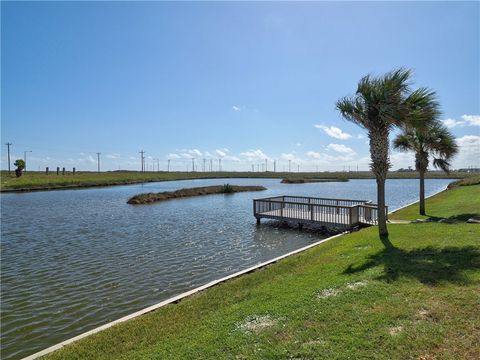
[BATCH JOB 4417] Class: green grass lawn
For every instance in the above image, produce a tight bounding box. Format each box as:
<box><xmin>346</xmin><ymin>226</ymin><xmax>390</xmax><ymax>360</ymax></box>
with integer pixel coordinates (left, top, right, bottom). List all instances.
<box><xmin>0</xmin><ymin>170</ymin><xmax>471</xmax><ymax>191</ymax></box>
<box><xmin>42</xmin><ymin>185</ymin><xmax>480</xmax><ymax>359</ymax></box>
<box><xmin>390</xmin><ymin>181</ymin><xmax>480</xmax><ymax>221</ymax></box>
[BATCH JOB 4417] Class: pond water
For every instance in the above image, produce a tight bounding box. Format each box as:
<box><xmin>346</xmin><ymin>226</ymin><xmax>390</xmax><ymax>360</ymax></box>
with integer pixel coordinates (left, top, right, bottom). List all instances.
<box><xmin>0</xmin><ymin>178</ymin><xmax>452</xmax><ymax>359</ymax></box>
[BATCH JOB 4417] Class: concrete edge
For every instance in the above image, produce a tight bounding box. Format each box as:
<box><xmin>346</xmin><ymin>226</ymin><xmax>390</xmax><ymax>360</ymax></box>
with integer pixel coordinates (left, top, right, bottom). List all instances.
<box><xmin>22</xmin><ymin>231</ymin><xmax>346</xmax><ymax>360</ymax></box>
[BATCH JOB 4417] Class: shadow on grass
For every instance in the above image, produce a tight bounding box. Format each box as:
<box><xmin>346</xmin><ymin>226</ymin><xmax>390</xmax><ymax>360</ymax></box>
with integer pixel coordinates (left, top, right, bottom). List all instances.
<box><xmin>344</xmin><ymin>237</ymin><xmax>480</xmax><ymax>285</ymax></box>
<box><xmin>422</xmin><ymin>213</ymin><xmax>479</xmax><ymax>223</ymax></box>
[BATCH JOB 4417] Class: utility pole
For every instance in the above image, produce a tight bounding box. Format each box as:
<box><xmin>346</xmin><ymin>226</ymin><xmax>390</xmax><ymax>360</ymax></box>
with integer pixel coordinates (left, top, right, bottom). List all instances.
<box><xmin>140</xmin><ymin>150</ymin><xmax>145</xmax><ymax>172</ymax></box>
<box><xmin>24</xmin><ymin>150</ymin><xmax>32</xmax><ymax>173</ymax></box>
<box><xmin>218</xmin><ymin>158</ymin><xmax>221</xmax><ymax>172</ymax></box>
<box><xmin>265</xmin><ymin>159</ymin><xmax>268</xmax><ymax>172</ymax></box>
<box><xmin>203</xmin><ymin>158</ymin><xmax>206</xmax><ymax>172</ymax></box>
<box><xmin>210</xmin><ymin>159</ymin><xmax>213</xmax><ymax>172</ymax></box>
<box><xmin>251</xmin><ymin>164</ymin><xmax>254</xmax><ymax>172</ymax></box>
<box><xmin>192</xmin><ymin>158</ymin><xmax>195</xmax><ymax>172</ymax></box>
<box><xmin>96</xmin><ymin>152</ymin><xmax>101</xmax><ymax>173</ymax></box>
<box><xmin>157</xmin><ymin>159</ymin><xmax>160</xmax><ymax>172</ymax></box>
<box><xmin>5</xmin><ymin>143</ymin><xmax>12</xmax><ymax>174</ymax></box>
<box><xmin>289</xmin><ymin>160</ymin><xmax>291</xmax><ymax>172</ymax></box>
<box><xmin>297</xmin><ymin>164</ymin><xmax>300</xmax><ymax>172</ymax></box>
<box><xmin>167</xmin><ymin>159</ymin><xmax>170</xmax><ymax>172</ymax></box>
<box><xmin>273</xmin><ymin>160</ymin><xmax>276</xmax><ymax>173</ymax></box>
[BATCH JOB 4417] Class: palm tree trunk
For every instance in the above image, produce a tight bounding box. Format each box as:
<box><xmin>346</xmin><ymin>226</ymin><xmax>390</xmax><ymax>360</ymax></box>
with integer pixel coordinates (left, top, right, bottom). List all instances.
<box><xmin>419</xmin><ymin>169</ymin><xmax>426</xmax><ymax>215</ymax></box>
<box><xmin>376</xmin><ymin>178</ymin><xmax>388</xmax><ymax>237</ymax></box>
<box><xmin>369</xmin><ymin>130</ymin><xmax>390</xmax><ymax>238</ymax></box>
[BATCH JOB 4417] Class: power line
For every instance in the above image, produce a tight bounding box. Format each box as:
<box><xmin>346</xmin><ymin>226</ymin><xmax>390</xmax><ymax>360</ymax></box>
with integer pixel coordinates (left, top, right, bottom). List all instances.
<box><xmin>5</xmin><ymin>143</ymin><xmax>12</xmax><ymax>174</ymax></box>
<box><xmin>24</xmin><ymin>150</ymin><xmax>32</xmax><ymax>173</ymax></box>
<box><xmin>96</xmin><ymin>152</ymin><xmax>101</xmax><ymax>173</ymax></box>
<box><xmin>139</xmin><ymin>150</ymin><xmax>145</xmax><ymax>172</ymax></box>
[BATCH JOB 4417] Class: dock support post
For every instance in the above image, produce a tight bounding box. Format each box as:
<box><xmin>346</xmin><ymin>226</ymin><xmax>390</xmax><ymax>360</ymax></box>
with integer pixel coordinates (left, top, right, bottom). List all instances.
<box><xmin>298</xmin><ymin>223</ymin><xmax>303</xmax><ymax>230</ymax></box>
<box><xmin>256</xmin><ymin>218</ymin><xmax>261</xmax><ymax>225</ymax></box>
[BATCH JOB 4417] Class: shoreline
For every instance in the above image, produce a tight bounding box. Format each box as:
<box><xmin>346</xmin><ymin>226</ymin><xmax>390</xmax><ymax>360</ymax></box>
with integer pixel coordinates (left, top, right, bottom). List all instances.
<box><xmin>21</xmin><ymin>185</ymin><xmax>453</xmax><ymax>360</ymax></box>
<box><xmin>1</xmin><ymin>171</ymin><xmax>469</xmax><ymax>193</ymax></box>
<box><xmin>23</xmin><ymin>232</ymin><xmax>346</xmax><ymax>360</ymax></box>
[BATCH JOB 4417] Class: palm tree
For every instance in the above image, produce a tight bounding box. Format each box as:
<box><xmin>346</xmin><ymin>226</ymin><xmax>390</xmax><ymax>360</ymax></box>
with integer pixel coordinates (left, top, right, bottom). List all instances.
<box><xmin>394</xmin><ymin>121</ymin><xmax>458</xmax><ymax>215</ymax></box>
<box><xmin>336</xmin><ymin>68</ymin><xmax>414</xmax><ymax>238</ymax></box>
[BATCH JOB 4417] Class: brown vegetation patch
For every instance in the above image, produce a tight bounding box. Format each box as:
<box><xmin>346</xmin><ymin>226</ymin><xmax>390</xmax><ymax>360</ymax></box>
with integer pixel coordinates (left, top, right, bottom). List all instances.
<box><xmin>236</xmin><ymin>315</ymin><xmax>280</xmax><ymax>334</ymax></box>
<box><xmin>127</xmin><ymin>185</ymin><xmax>266</xmax><ymax>204</ymax></box>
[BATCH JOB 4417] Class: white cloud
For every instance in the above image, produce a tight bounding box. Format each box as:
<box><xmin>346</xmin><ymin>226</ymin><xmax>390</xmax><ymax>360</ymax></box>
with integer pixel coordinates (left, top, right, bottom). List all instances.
<box><xmin>461</xmin><ymin>114</ymin><xmax>480</xmax><ymax>127</ymax></box>
<box><xmin>441</xmin><ymin>114</ymin><xmax>480</xmax><ymax>128</ymax></box>
<box><xmin>190</xmin><ymin>149</ymin><xmax>202</xmax><ymax>157</ymax></box>
<box><xmin>453</xmin><ymin>135</ymin><xmax>480</xmax><ymax>168</ymax></box>
<box><xmin>442</xmin><ymin>118</ymin><xmax>462</xmax><ymax>129</ymax></box>
<box><xmin>326</xmin><ymin>143</ymin><xmax>356</xmax><ymax>155</ymax></box>
<box><xmin>106</xmin><ymin>153</ymin><xmax>120</xmax><ymax>159</ymax></box>
<box><xmin>314</xmin><ymin>125</ymin><xmax>352</xmax><ymax>140</ymax></box>
<box><xmin>232</xmin><ymin>106</ymin><xmax>241</xmax><ymax>111</ymax></box>
<box><xmin>216</xmin><ymin>149</ymin><xmax>226</xmax><ymax>157</ymax></box>
<box><xmin>306</xmin><ymin>149</ymin><xmax>356</xmax><ymax>163</ymax></box>
<box><xmin>280</xmin><ymin>153</ymin><xmax>303</xmax><ymax>163</ymax></box>
<box><xmin>390</xmin><ymin>151</ymin><xmax>415</xmax><ymax>169</ymax></box>
<box><xmin>240</xmin><ymin>149</ymin><xmax>271</xmax><ymax>161</ymax></box>
<box><xmin>357</xmin><ymin>134</ymin><xmax>365</xmax><ymax>139</ymax></box>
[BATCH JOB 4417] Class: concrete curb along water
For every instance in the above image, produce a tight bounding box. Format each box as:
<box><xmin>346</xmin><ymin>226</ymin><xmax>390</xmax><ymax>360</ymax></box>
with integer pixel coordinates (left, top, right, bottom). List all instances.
<box><xmin>23</xmin><ymin>232</ymin><xmax>347</xmax><ymax>360</ymax></box>
<box><xmin>23</xmin><ymin>184</ymin><xmax>451</xmax><ymax>359</ymax></box>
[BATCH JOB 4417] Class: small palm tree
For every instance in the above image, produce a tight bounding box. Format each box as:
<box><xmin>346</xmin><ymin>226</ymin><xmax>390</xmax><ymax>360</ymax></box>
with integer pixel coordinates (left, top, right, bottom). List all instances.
<box><xmin>336</xmin><ymin>68</ymin><xmax>413</xmax><ymax>238</ymax></box>
<box><xmin>394</xmin><ymin>122</ymin><xmax>458</xmax><ymax>215</ymax></box>
<box><xmin>14</xmin><ymin>159</ymin><xmax>25</xmax><ymax>177</ymax></box>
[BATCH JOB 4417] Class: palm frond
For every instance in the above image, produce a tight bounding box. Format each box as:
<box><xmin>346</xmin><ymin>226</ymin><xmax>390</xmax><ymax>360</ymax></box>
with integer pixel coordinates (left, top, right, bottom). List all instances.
<box><xmin>335</xmin><ymin>96</ymin><xmax>367</xmax><ymax>128</ymax></box>
<box><xmin>393</xmin><ymin>133</ymin><xmax>413</xmax><ymax>152</ymax></box>
<box><xmin>403</xmin><ymin>87</ymin><xmax>441</xmax><ymax>129</ymax></box>
<box><xmin>433</xmin><ymin>158</ymin><xmax>452</xmax><ymax>173</ymax></box>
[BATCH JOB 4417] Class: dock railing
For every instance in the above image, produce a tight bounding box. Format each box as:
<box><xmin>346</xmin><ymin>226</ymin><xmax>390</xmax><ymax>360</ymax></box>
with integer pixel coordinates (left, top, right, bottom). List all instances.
<box><xmin>253</xmin><ymin>195</ymin><xmax>388</xmax><ymax>229</ymax></box>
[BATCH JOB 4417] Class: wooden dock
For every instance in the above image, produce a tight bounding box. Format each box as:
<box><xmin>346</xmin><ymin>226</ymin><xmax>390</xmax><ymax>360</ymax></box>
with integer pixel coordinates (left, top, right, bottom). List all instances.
<box><xmin>253</xmin><ymin>195</ymin><xmax>387</xmax><ymax>230</ymax></box>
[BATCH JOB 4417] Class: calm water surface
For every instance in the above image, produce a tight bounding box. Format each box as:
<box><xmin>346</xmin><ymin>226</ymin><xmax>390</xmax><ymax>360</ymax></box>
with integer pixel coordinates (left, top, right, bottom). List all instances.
<box><xmin>1</xmin><ymin>178</ymin><xmax>452</xmax><ymax>359</ymax></box>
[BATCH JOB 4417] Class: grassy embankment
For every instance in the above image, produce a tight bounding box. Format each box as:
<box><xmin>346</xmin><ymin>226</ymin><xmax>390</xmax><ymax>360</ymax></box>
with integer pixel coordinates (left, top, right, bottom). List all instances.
<box><xmin>0</xmin><ymin>170</ymin><xmax>472</xmax><ymax>192</ymax></box>
<box><xmin>42</xmin><ymin>180</ymin><xmax>479</xmax><ymax>359</ymax></box>
<box><xmin>127</xmin><ymin>185</ymin><xmax>266</xmax><ymax>204</ymax></box>
<box><xmin>389</xmin><ymin>175</ymin><xmax>480</xmax><ymax>221</ymax></box>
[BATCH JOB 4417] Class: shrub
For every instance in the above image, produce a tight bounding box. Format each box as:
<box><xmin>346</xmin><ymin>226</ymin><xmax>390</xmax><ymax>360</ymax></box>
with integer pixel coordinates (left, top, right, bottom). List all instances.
<box><xmin>222</xmin><ymin>184</ymin><xmax>234</xmax><ymax>193</ymax></box>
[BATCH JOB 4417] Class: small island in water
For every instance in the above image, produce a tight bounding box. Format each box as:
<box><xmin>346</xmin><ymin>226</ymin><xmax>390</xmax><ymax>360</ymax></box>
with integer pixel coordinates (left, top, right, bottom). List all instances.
<box><xmin>127</xmin><ymin>184</ymin><xmax>267</xmax><ymax>204</ymax></box>
<box><xmin>281</xmin><ymin>177</ymin><xmax>349</xmax><ymax>184</ymax></box>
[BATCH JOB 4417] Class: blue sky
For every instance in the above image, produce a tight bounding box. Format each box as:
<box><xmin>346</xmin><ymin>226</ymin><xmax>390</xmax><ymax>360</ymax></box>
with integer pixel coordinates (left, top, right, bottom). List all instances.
<box><xmin>2</xmin><ymin>1</ymin><xmax>479</xmax><ymax>172</ymax></box>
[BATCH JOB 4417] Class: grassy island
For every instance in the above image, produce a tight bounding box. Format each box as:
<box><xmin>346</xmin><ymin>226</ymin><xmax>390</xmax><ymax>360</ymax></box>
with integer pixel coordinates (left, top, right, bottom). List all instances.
<box><xmin>127</xmin><ymin>185</ymin><xmax>267</xmax><ymax>204</ymax></box>
<box><xmin>40</xmin><ymin>180</ymin><xmax>479</xmax><ymax>360</ymax></box>
<box><xmin>281</xmin><ymin>177</ymin><xmax>349</xmax><ymax>184</ymax></box>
